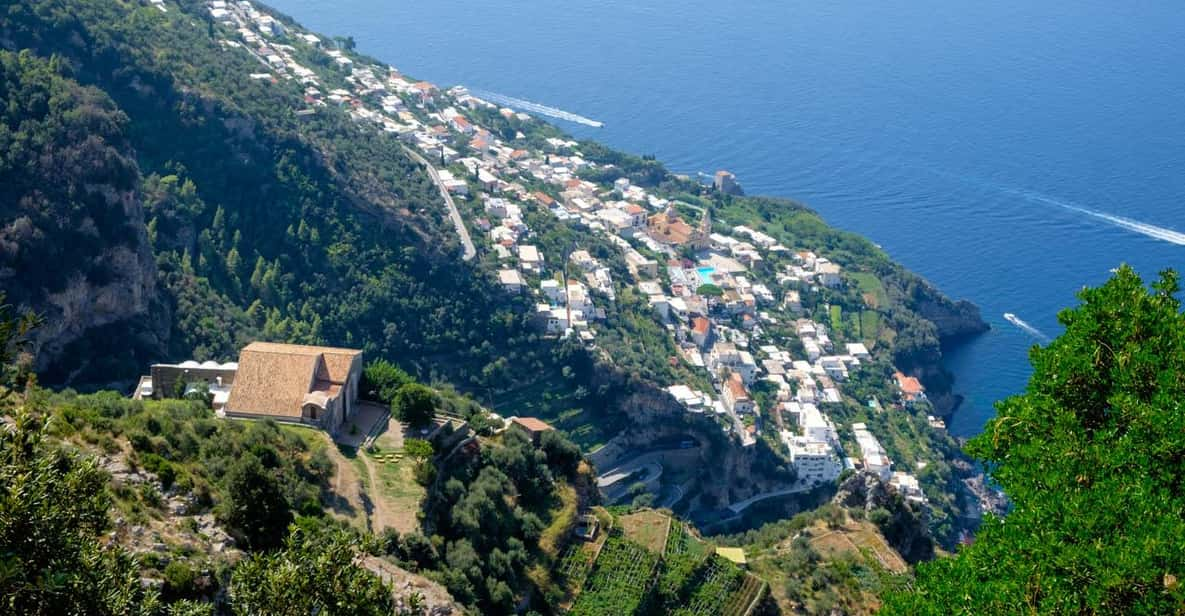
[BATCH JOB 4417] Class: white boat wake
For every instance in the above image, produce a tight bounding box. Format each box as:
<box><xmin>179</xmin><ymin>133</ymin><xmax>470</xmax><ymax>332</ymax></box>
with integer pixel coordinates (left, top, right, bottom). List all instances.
<box><xmin>1003</xmin><ymin>313</ymin><xmax>1051</xmax><ymax>342</ymax></box>
<box><xmin>1011</xmin><ymin>189</ymin><xmax>1185</xmax><ymax>246</ymax></box>
<box><xmin>469</xmin><ymin>89</ymin><xmax>604</xmax><ymax>128</ymax></box>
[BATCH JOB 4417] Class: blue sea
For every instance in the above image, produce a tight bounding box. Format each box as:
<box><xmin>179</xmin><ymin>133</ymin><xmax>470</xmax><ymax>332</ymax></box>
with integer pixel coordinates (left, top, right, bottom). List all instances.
<box><xmin>266</xmin><ymin>0</ymin><xmax>1185</xmax><ymax>437</ymax></box>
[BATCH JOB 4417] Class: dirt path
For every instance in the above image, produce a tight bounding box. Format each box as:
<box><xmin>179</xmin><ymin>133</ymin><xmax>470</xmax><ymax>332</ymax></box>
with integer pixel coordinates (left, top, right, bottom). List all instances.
<box><xmin>319</xmin><ymin>436</ymin><xmax>370</xmax><ymax>529</ymax></box>
<box><xmin>358</xmin><ymin>453</ymin><xmax>398</xmax><ymax>533</ymax></box>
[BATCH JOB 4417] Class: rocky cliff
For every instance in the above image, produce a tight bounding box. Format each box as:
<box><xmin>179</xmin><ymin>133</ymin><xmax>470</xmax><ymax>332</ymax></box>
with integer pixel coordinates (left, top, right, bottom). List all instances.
<box><xmin>834</xmin><ymin>472</ymin><xmax>935</xmax><ymax>564</ymax></box>
<box><xmin>0</xmin><ymin>52</ymin><xmax>167</xmax><ymax>383</ymax></box>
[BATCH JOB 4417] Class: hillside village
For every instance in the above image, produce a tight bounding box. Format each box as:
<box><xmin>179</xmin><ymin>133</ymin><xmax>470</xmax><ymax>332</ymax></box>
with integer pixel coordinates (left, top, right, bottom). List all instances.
<box><xmin>197</xmin><ymin>0</ymin><xmax>948</xmax><ymax>509</ymax></box>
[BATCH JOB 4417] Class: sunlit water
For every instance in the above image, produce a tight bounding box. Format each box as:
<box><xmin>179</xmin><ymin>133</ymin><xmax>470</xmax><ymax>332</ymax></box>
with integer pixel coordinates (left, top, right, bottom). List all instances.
<box><xmin>265</xmin><ymin>0</ymin><xmax>1185</xmax><ymax>436</ymax></box>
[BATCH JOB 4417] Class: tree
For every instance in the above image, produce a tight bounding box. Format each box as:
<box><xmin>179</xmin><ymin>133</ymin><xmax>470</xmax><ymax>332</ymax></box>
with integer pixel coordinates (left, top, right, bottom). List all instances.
<box><xmin>696</xmin><ymin>283</ymin><xmax>724</xmax><ymax>298</ymax></box>
<box><xmin>882</xmin><ymin>267</ymin><xmax>1185</xmax><ymax>615</ymax></box>
<box><xmin>230</xmin><ymin>528</ymin><xmax>393</xmax><ymax>616</ymax></box>
<box><xmin>392</xmin><ymin>383</ymin><xmax>437</xmax><ymax>427</ymax></box>
<box><xmin>0</xmin><ymin>405</ymin><xmax>165</xmax><ymax>615</ymax></box>
<box><xmin>404</xmin><ymin>438</ymin><xmax>436</xmax><ymax>486</ymax></box>
<box><xmin>539</xmin><ymin>429</ymin><xmax>582</xmax><ymax>478</ymax></box>
<box><xmin>361</xmin><ymin>359</ymin><xmax>412</xmax><ymax>404</ymax></box>
<box><xmin>0</xmin><ymin>297</ymin><xmax>160</xmax><ymax>614</ymax></box>
<box><xmin>219</xmin><ymin>453</ymin><xmax>293</xmax><ymax>551</ymax></box>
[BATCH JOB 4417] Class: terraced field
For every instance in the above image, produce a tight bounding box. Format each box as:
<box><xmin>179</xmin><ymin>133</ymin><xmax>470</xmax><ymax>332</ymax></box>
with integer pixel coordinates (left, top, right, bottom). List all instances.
<box><xmin>567</xmin><ymin>530</ymin><xmax>661</xmax><ymax>616</ymax></box>
<box><xmin>564</xmin><ymin>512</ymin><xmax>768</xmax><ymax>616</ymax></box>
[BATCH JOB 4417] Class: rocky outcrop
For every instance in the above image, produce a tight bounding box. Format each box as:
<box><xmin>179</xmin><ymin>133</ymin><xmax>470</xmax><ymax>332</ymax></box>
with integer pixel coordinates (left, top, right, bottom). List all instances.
<box><xmin>834</xmin><ymin>472</ymin><xmax>934</xmax><ymax>564</ymax></box>
<box><xmin>362</xmin><ymin>556</ymin><xmax>465</xmax><ymax>615</ymax></box>
<box><xmin>915</xmin><ymin>296</ymin><xmax>990</xmax><ymax>342</ymax></box>
<box><xmin>0</xmin><ymin>55</ymin><xmax>167</xmax><ymax>383</ymax></box>
<box><xmin>32</xmin><ymin>189</ymin><xmax>162</xmax><ymax>376</ymax></box>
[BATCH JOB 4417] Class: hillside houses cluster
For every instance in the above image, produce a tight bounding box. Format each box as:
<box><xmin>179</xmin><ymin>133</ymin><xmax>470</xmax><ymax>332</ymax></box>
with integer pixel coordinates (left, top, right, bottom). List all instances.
<box><xmin>852</xmin><ymin>423</ymin><xmax>926</xmax><ymax>503</ymax></box>
<box><xmin>206</xmin><ymin>2</ymin><xmax>932</xmax><ymax>503</ymax></box>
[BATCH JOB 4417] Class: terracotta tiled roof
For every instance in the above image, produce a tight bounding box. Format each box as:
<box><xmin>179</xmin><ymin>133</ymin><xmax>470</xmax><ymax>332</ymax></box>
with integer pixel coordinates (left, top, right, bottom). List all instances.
<box><xmin>894</xmin><ymin>371</ymin><xmax>925</xmax><ymax>399</ymax></box>
<box><xmin>726</xmin><ymin>373</ymin><xmax>749</xmax><ymax>400</ymax></box>
<box><xmin>226</xmin><ymin>343</ymin><xmax>360</xmax><ymax>419</ymax></box>
<box><xmin>511</xmin><ymin>417</ymin><xmax>555</xmax><ymax>433</ymax></box>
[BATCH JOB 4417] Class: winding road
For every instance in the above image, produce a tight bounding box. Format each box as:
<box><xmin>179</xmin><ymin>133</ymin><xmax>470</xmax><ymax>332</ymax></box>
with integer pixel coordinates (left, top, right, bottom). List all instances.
<box><xmin>727</xmin><ymin>481</ymin><xmax>812</xmax><ymax>514</ymax></box>
<box><xmin>403</xmin><ymin>145</ymin><xmax>476</xmax><ymax>261</ymax></box>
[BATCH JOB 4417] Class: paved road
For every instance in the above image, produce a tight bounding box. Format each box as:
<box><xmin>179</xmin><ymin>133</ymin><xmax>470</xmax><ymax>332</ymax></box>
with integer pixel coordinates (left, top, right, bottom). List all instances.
<box><xmin>727</xmin><ymin>481</ymin><xmax>812</xmax><ymax>514</ymax></box>
<box><xmin>403</xmin><ymin>146</ymin><xmax>476</xmax><ymax>261</ymax></box>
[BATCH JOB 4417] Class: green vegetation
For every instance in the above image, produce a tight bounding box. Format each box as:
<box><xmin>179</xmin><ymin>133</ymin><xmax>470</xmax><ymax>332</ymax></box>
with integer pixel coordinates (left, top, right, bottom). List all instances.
<box><xmin>391</xmin><ymin>383</ymin><xmax>437</xmax><ymax>428</ymax></box>
<box><xmin>882</xmin><ymin>267</ymin><xmax>1185</xmax><ymax>615</ymax></box>
<box><xmin>561</xmin><ymin>511</ymin><xmax>767</xmax><ymax>615</ymax></box>
<box><xmin>219</xmin><ymin>452</ymin><xmax>293</xmax><ymax>551</ymax></box>
<box><xmin>361</xmin><ymin>359</ymin><xmax>413</xmax><ymax>403</ymax></box>
<box><xmin>0</xmin><ymin>402</ymin><xmax>165</xmax><ymax>615</ymax></box>
<box><xmin>228</xmin><ymin>529</ymin><xmax>392</xmax><ymax>616</ymax></box>
<box><xmin>830</xmin><ymin>305</ymin><xmax>845</xmax><ymax>334</ymax></box>
<box><xmin>0</xmin><ymin>0</ymin><xmax>554</xmax><ymax>402</ymax></box>
<box><xmin>569</xmin><ymin>529</ymin><xmax>661</xmax><ymax>615</ymax></box>
<box><xmin>411</xmin><ymin>427</ymin><xmax>587</xmax><ymax>612</ymax></box>
<box><xmin>696</xmin><ymin>283</ymin><xmax>724</xmax><ymax>298</ymax></box>
<box><xmin>719</xmin><ymin>504</ymin><xmax>909</xmax><ymax>614</ymax></box>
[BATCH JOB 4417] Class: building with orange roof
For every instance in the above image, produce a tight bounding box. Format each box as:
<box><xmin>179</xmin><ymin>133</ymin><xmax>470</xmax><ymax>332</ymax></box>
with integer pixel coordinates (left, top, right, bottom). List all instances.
<box><xmin>509</xmin><ymin>416</ymin><xmax>555</xmax><ymax>445</ymax></box>
<box><xmin>690</xmin><ymin>316</ymin><xmax>712</xmax><ymax>348</ymax></box>
<box><xmin>893</xmin><ymin>371</ymin><xmax>926</xmax><ymax>403</ymax></box>
<box><xmin>722</xmin><ymin>372</ymin><xmax>755</xmax><ymax>415</ymax></box>
<box><xmin>532</xmin><ymin>191</ymin><xmax>556</xmax><ymax>207</ymax></box>
<box><xmin>225</xmin><ymin>342</ymin><xmax>363</xmax><ymax>434</ymax></box>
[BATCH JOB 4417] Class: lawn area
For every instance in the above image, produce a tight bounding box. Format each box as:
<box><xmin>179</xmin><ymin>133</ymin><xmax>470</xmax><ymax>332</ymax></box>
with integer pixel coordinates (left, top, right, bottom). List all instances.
<box><xmin>490</xmin><ymin>369</ymin><xmax>615</xmax><ymax>451</ymax></box>
<box><xmin>859</xmin><ymin>311</ymin><xmax>882</xmax><ymax>346</ymax></box>
<box><xmin>619</xmin><ymin>510</ymin><xmax>672</xmax><ymax>554</ymax></box>
<box><xmin>362</xmin><ymin>437</ymin><xmax>427</xmax><ymax>534</ymax></box>
<box><xmin>829</xmin><ymin>305</ymin><xmax>844</xmax><ymax>335</ymax></box>
<box><xmin>850</xmin><ymin>272</ymin><xmax>888</xmax><ymax>309</ymax></box>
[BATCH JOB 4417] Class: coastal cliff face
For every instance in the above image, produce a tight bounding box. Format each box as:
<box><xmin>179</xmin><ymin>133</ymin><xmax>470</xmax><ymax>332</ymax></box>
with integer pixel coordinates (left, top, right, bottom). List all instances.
<box><xmin>894</xmin><ymin>279</ymin><xmax>989</xmax><ymax>415</ymax></box>
<box><xmin>916</xmin><ymin>296</ymin><xmax>990</xmax><ymax>342</ymax></box>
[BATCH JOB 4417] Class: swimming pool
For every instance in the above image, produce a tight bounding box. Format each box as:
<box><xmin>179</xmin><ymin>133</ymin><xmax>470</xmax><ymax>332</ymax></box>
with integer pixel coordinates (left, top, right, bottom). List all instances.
<box><xmin>696</xmin><ymin>266</ymin><xmax>716</xmax><ymax>285</ymax></box>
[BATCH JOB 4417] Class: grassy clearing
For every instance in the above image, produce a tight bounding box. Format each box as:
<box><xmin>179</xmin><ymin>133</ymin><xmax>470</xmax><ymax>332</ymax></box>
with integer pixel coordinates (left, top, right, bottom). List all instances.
<box><xmin>539</xmin><ymin>483</ymin><xmax>579</xmax><ymax>559</ymax></box>
<box><xmin>620</xmin><ymin>510</ymin><xmax>672</xmax><ymax>554</ymax></box>
<box><xmin>830</xmin><ymin>305</ymin><xmax>844</xmax><ymax>335</ymax></box>
<box><xmin>490</xmin><ymin>370</ymin><xmax>611</xmax><ymax>450</ymax></box>
<box><xmin>860</xmin><ymin>311</ymin><xmax>882</xmax><ymax>346</ymax></box>
<box><xmin>362</xmin><ymin>442</ymin><xmax>426</xmax><ymax>533</ymax></box>
<box><xmin>850</xmin><ymin>272</ymin><xmax>888</xmax><ymax>308</ymax></box>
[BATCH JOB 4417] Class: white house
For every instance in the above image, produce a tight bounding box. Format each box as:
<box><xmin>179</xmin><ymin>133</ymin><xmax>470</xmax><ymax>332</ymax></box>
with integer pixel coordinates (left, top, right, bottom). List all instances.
<box><xmin>845</xmin><ymin>342</ymin><xmax>871</xmax><ymax>361</ymax></box>
<box><xmin>816</xmin><ymin>261</ymin><xmax>842</xmax><ymax>288</ymax></box>
<box><xmin>518</xmin><ymin>245</ymin><xmax>544</xmax><ymax>272</ymax></box>
<box><xmin>852</xmin><ymin>423</ymin><xmax>892</xmax><ymax>481</ymax></box>
<box><xmin>786</xmin><ymin>435</ymin><xmax>841</xmax><ymax>485</ymax></box>
<box><xmin>540</xmin><ymin>279</ymin><xmax>564</xmax><ymax>304</ymax></box>
<box><xmin>499</xmin><ymin>269</ymin><xmax>525</xmax><ymax>293</ymax></box>
<box><xmin>890</xmin><ymin>472</ymin><xmax>927</xmax><ymax>503</ymax></box>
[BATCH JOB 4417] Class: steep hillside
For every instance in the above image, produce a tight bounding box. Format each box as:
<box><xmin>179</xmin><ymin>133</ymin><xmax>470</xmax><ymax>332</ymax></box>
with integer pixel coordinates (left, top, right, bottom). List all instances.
<box><xmin>0</xmin><ymin>0</ymin><xmax>992</xmax><ymax>565</ymax></box>
<box><xmin>0</xmin><ymin>51</ymin><xmax>165</xmax><ymax>379</ymax></box>
<box><xmin>2</xmin><ymin>0</ymin><xmax>535</xmax><ymax>388</ymax></box>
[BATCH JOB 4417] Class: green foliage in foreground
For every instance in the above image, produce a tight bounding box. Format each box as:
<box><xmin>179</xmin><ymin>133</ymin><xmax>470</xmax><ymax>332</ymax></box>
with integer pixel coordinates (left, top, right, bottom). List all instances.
<box><xmin>0</xmin><ymin>405</ymin><xmax>162</xmax><ymax>615</ymax></box>
<box><xmin>229</xmin><ymin>529</ymin><xmax>392</xmax><ymax>616</ymax></box>
<box><xmin>882</xmin><ymin>266</ymin><xmax>1185</xmax><ymax>615</ymax></box>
